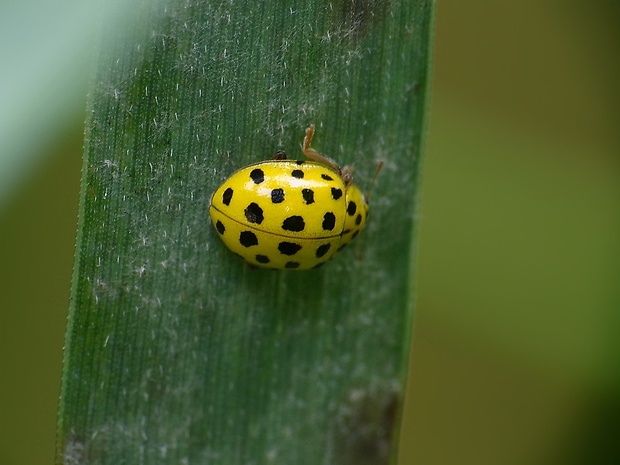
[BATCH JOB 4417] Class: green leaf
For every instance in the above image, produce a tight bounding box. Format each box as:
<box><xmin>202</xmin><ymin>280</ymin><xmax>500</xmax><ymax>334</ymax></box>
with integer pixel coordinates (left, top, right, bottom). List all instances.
<box><xmin>57</xmin><ymin>1</ymin><xmax>434</xmax><ymax>464</ymax></box>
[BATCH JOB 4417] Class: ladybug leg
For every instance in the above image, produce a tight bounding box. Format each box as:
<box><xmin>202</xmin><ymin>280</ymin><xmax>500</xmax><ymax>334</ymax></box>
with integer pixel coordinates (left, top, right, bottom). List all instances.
<box><xmin>302</xmin><ymin>124</ymin><xmax>342</xmax><ymax>175</ymax></box>
<box><xmin>271</xmin><ymin>150</ymin><xmax>287</xmax><ymax>160</ymax></box>
<box><xmin>341</xmin><ymin>165</ymin><xmax>355</xmax><ymax>186</ymax></box>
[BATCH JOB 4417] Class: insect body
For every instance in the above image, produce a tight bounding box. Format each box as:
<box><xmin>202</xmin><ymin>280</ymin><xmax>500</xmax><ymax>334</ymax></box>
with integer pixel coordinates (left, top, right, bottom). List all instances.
<box><xmin>209</xmin><ymin>125</ymin><xmax>369</xmax><ymax>270</ymax></box>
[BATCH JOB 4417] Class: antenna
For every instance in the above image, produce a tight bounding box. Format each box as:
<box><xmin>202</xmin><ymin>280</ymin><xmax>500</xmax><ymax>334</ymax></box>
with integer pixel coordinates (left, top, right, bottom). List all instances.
<box><xmin>365</xmin><ymin>160</ymin><xmax>384</xmax><ymax>203</ymax></box>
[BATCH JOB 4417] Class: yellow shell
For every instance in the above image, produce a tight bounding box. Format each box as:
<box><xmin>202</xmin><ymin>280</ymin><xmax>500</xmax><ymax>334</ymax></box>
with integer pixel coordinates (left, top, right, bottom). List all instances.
<box><xmin>209</xmin><ymin>160</ymin><xmax>367</xmax><ymax>270</ymax></box>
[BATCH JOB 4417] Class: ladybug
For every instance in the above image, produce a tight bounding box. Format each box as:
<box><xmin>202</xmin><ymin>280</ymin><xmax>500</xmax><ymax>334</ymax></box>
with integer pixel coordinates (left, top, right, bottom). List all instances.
<box><xmin>209</xmin><ymin>124</ymin><xmax>377</xmax><ymax>270</ymax></box>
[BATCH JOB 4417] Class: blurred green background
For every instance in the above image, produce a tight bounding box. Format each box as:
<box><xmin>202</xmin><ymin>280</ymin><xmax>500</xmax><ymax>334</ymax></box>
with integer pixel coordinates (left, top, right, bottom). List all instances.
<box><xmin>1</xmin><ymin>1</ymin><xmax>618</xmax><ymax>464</ymax></box>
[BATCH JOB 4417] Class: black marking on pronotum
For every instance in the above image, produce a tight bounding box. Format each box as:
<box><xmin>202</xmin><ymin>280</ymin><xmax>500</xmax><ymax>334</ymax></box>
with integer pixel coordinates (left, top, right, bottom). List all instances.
<box><xmin>291</xmin><ymin>169</ymin><xmax>305</xmax><ymax>179</ymax></box>
<box><xmin>347</xmin><ymin>201</ymin><xmax>357</xmax><ymax>216</ymax></box>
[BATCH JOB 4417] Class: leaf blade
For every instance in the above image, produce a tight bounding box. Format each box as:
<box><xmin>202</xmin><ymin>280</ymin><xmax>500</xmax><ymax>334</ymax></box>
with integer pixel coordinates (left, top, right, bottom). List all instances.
<box><xmin>57</xmin><ymin>1</ymin><xmax>434</xmax><ymax>464</ymax></box>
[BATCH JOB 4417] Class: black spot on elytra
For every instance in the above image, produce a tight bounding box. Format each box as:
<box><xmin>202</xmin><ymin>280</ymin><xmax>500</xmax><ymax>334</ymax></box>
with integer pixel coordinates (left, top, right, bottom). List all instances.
<box><xmin>285</xmin><ymin>261</ymin><xmax>300</xmax><ymax>269</ymax></box>
<box><xmin>292</xmin><ymin>169</ymin><xmax>305</xmax><ymax>179</ymax></box>
<box><xmin>321</xmin><ymin>173</ymin><xmax>333</xmax><ymax>181</ymax></box>
<box><xmin>222</xmin><ymin>188</ymin><xmax>233</xmax><ymax>205</ymax></box>
<box><xmin>278</xmin><ymin>241</ymin><xmax>302</xmax><ymax>255</ymax></box>
<box><xmin>215</xmin><ymin>221</ymin><xmax>225</xmax><ymax>234</ymax></box>
<box><xmin>316</xmin><ymin>243</ymin><xmax>331</xmax><ymax>258</ymax></box>
<box><xmin>282</xmin><ymin>215</ymin><xmax>305</xmax><ymax>232</ymax></box>
<box><xmin>239</xmin><ymin>231</ymin><xmax>258</xmax><ymax>247</ymax></box>
<box><xmin>347</xmin><ymin>201</ymin><xmax>357</xmax><ymax>216</ymax></box>
<box><xmin>296</xmin><ymin>160</ymin><xmax>305</xmax><ymax>165</ymax></box>
<box><xmin>355</xmin><ymin>213</ymin><xmax>362</xmax><ymax>225</ymax></box>
<box><xmin>255</xmin><ymin>254</ymin><xmax>270</xmax><ymax>264</ymax></box>
<box><xmin>271</xmin><ymin>188</ymin><xmax>285</xmax><ymax>204</ymax></box>
<box><xmin>322</xmin><ymin>212</ymin><xmax>336</xmax><ymax>231</ymax></box>
<box><xmin>250</xmin><ymin>168</ymin><xmax>265</xmax><ymax>184</ymax></box>
<box><xmin>331</xmin><ymin>187</ymin><xmax>343</xmax><ymax>200</ymax></box>
<box><xmin>244</xmin><ymin>203</ymin><xmax>264</xmax><ymax>224</ymax></box>
<box><xmin>302</xmin><ymin>188</ymin><xmax>315</xmax><ymax>204</ymax></box>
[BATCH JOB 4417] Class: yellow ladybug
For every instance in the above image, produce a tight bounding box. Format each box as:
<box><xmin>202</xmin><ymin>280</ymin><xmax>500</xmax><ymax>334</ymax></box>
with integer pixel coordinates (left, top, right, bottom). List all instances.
<box><xmin>209</xmin><ymin>124</ymin><xmax>375</xmax><ymax>269</ymax></box>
